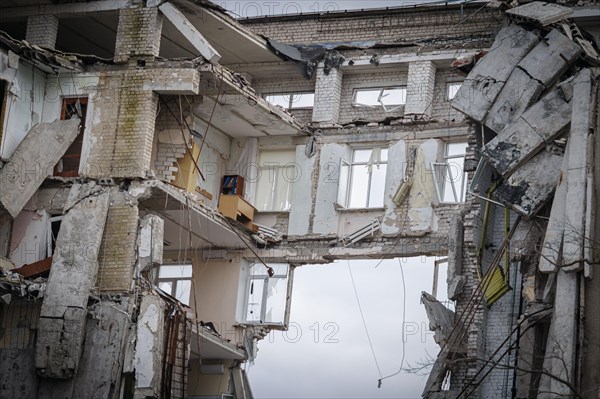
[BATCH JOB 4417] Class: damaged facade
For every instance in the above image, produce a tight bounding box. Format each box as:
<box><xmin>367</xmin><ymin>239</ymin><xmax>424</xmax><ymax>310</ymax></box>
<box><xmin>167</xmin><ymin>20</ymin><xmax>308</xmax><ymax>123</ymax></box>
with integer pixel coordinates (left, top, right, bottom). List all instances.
<box><xmin>0</xmin><ymin>0</ymin><xmax>598</xmax><ymax>398</ymax></box>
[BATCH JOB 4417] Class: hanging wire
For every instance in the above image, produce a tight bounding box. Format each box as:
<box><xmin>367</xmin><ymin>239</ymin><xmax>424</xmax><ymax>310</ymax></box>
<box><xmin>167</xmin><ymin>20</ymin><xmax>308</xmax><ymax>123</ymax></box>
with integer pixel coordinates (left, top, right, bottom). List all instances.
<box><xmin>346</xmin><ymin>258</ymin><xmax>383</xmax><ymax>380</ymax></box>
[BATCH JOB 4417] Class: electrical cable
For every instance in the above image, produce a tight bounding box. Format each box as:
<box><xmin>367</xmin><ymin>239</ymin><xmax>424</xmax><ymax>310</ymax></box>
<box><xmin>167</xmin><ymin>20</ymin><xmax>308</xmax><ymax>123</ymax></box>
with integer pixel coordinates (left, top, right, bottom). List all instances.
<box><xmin>378</xmin><ymin>258</ymin><xmax>408</xmax><ymax>387</ymax></box>
<box><xmin>346</xmin><ymin>258</ymin><xmax>383</xmax><ymax>380</ymax></box>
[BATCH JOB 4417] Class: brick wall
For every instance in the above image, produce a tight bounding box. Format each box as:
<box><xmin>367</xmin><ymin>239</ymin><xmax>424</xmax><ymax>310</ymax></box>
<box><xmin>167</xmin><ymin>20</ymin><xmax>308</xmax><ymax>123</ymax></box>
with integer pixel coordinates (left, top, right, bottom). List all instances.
<box><xmin>313</xmin><ymin>67</ymin><xmax>343</xmax><ymax>124</ymax></box>
<box><xmin>83</xmin><ymin>71</ymin><xmax>158</xmax><ymax>179</ymax></box>
<box><xmin>97</xmin><ymin>188</ymin><xmax>140</xmax><ymax>292</ymax></box>
<box><xmin>405</xmin><ymin>61</ymin><xmax>436</xmax><ymax>118</ymax></box>
<box><xmin>26</xmin><ymin>15</ymin><xmax>59</xmax><ymax>49</ymax></box>
<box><xmin>114</xmin><ymin>6</ymin><xmax>163</xmax><ymax>63</ymax></box>
<box><xmin>431</xmin><ymin>69</ymin><xmax>466</xmax><ymax>121</ymax></box>
<box><xmin>241</xmin><ymin>5</ymin><xmax>502</xmax><ymax>45</ymax></box>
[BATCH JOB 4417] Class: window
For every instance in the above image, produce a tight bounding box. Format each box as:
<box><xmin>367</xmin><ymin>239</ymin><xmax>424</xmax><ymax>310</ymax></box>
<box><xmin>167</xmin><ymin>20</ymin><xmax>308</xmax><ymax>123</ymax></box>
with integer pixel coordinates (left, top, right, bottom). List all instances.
<box><xmin>337</xmin><ymin>147</ymin><xmax>388</xmax><ymax>209</ymax></box>
<box><xmin>255</xmin><ymin>150</ymin><xmax>295</xmax><ymax>212</ymax></box>
<box><xmin>46</xmin><ymin>216</ymin><xmax>63</xmax><ymax>256</ymax></box>
<box><xmin>244</xmin><ymin>263</ymin><xmax>290</xmax><ymax>324</ymax></box>
<box><xmin>54</xmin><ymin>97</ymin><xmax>88</xmax><ymax>177</ymax></box>
<box><xmin>447</xmin><ymin>83</ymin><xmax>462</xmax><ymax>100</ymax></box>
<box><xmin>265</xmin><ymin>92</ymin><xmax>314</xmax><ymax>110</ymax></box>
<box><xmin>353</xmin><ymin>87</ymin><xmax>406</xmax><ymax>111</ymax></box>
<box><xmin>432</xmin><ymin>142</ymin><xmax>468</xmax><ymax>203</ymax></box>
<box><xmin>157</xmin><ymin>264</ymin><xmax>192</xmax><ymax>305</ymax></box>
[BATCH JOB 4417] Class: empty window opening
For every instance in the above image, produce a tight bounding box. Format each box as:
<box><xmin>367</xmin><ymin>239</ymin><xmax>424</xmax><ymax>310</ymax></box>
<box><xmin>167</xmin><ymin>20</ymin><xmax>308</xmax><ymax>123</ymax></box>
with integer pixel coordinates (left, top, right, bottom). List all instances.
<box><xmin>54</xmin><ymin>97</ymin><xmax>88</xmax><ymax>177</ymax></box>
<box><xmin>337</xmin><ymin>147</ymin><xmax>388</xmax><ymax>209</ymax></box>
<box><xmin>265</xmin><ymin>92</ymin><xmax>315</xmax><ymax>110</ymax></box>
<box><xmin>353</xmin><ymin>87</ymin><xmax>406</xmax><ymax>111</ymax></box>
<box><xmin>432</xmin><ymin>142</ymin><xmax>468</xmax><ymax>203</ymax></box>
<box><xmin>255</xmin><ymin>150</ymin><xmax>296</xmax><ymax>212</ymax></box>
<box><xmin>0</xmin><ymin>80</ymin><xmax>7</xmax><ymax>150</ymax></box>
<box><xmin>245</xmin><ymin>263</ymin><xmax>290</xmax><ymax>324</ymax></box>
<box><xmin>46</xmin><ymin>216</ymin><xmax>63</xmax><ymax>256</ymax></box>
<box><xmin>447</xmin><ymin>83</ymin><xmax>462</xmax><ymax>100</ymax></box>
<box><xmin>157</xmin><ymin>264</ymin><xmax>192</xmax><ymax>305</ymax></box>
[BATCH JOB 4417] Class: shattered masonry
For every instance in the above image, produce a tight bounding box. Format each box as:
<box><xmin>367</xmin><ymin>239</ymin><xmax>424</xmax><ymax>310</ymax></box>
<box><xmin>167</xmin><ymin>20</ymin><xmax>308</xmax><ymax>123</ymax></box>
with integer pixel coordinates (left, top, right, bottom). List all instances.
<box><xmin>0</xmin><ymin>0</ymin><xmax>598</xmax><ymax>398</ymax></box>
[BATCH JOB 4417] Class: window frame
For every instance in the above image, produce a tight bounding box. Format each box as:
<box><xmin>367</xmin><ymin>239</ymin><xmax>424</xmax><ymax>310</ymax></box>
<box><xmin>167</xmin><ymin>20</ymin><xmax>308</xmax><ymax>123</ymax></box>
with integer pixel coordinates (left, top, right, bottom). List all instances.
<box><xmin>352</xmin><ymin>86</ymin><xmax>407</xmax><ymax>111</ymax></box>
<box><xmin>265</xmin><ymin>92</ymin><xmax>315</xmax><ymax>110</ymax></box>
<box><xmin>432</xmin><ymin>141</ymin><xmax>468</xmax><ymax>204</ymax></box>
<box><xmin>157</xmin><ymin>264</ymin><xmax>193</xmax><ymax>306</ymax></box>
<box><xmin>254</xmin><ymin>150</ymin><xmax>295</xmax><ymax>212</ymax></box>
<box><xmin>337</xmin><ymin>146</ymin><xmax>388</xmax><ymax>210</ymax></box>
<box><xmin>243</xmin><ymin>263</ymin><xmax>292</xmax><ymax>326</ymax></box>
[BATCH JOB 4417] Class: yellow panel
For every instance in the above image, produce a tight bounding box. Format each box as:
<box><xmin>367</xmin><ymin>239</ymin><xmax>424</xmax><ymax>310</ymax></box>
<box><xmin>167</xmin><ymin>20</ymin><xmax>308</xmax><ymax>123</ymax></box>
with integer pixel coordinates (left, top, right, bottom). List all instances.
<box><xmin>482</xmin><ymin>266</ymin><xmax>510</xmax><ymax>306</ymax></box>
<box><xmin>172</xmin><ymin>141</ymin><xmax>200</xmax><ymax>193</ymax></box>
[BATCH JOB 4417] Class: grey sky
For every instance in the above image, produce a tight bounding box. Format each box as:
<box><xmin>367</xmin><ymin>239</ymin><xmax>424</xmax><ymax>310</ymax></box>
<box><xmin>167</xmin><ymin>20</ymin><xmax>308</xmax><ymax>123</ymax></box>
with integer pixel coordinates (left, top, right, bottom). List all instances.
<box><xmin>218</xmin><ymin>1</ymin><xmax>440</xmax><ymax>18</ymax></box>
<box><xmin>247</xmin><ymin>258</ymin><xmax>450</xmax><ymax>398</ymax></box>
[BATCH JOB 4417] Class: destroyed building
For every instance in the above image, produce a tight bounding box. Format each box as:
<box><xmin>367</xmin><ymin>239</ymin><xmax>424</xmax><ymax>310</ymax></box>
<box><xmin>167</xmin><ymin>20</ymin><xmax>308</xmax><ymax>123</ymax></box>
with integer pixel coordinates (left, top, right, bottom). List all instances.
<box><xmin>0</xmin><ymin>0</ymin><xmax>598</xmax><ymax>398</ymax></box>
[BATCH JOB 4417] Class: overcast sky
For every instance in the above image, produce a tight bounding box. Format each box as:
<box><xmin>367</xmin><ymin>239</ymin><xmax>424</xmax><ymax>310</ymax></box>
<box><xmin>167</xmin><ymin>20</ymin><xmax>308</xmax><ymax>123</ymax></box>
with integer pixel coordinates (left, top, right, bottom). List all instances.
<box><xmin>218</xmin><ymin>1</ymin><xmax>442</xmax><ymax>18</ymax></box>
<box><xmin>247</xmin><ymin>258</ymin><xmax>450</xmax><ymax>399</ymax></box>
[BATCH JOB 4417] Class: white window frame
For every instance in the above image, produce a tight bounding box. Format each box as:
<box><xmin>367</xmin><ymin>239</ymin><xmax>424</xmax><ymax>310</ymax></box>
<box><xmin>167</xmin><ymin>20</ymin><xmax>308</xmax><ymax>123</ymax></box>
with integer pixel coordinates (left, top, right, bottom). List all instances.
<box><xmin>352</xmin><ymin>87</ymin><xmax>406</xmax><ymax>112</ymax></box>
<box><xmin>255</xmin><ymin>150</ymin><xmax>295</xmax><ymax>212</ymax></box>
<box><xmin>265</xmin><ymin>92</ymin><xmax>315</xmax><ymax>110</ymax></box>
<box><xmin>243</xmin><ymin>263</ymin><xmax>293</xmax><ymax>326</ymax></box>
<box><xmin>432</xmin><ymin>142</ymin><xmax>468</xmax><ymax>204</ymax></box>
<box><xmin>157</xmin><ymin>264</ymin><xmax>193</xmax><ymax>305</ymax></box>
<box><xmin>337</xmin><ymin>146</ymin><xmax>388</xmax><ymax>209</ymax></box>
<box><xmin>447</xmin><ymin>82</ymin><xmax>462</xmax><ymax>100</ymax></box>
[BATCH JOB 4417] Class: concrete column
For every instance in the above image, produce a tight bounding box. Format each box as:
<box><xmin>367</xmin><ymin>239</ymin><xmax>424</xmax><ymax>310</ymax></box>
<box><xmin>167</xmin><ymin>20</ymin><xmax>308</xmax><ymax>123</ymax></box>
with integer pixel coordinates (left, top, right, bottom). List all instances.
<box><xmin>312</xmin><ymin>65</ymin><xmax>343</xmax><ymax>126</ymax></box>
<box><xmin>404</xmin><ymin>61</ymin><xmax>436</xmax><ymax>119</ymax></box>
<box><xmin>26</xmin><ymin>15</ymin><xmax>59</xmax><ymax>49</ymax></box>
<box><xmin>114</xmin><ymin>6</ymin><xmax>163</xmax><ymax>63</ymax></box>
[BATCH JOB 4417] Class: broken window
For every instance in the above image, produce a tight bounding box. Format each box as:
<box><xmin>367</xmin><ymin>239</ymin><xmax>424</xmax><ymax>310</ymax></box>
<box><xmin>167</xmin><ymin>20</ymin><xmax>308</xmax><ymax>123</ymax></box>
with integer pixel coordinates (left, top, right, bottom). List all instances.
<box><xmin>337</xmin><ymin>147</ymin><xmax>388</xmax><ymax>209</ymax></box>
<box><xmin>0</xmin><ymin>79</ymin><xmax>7</xmax><ymax>149</ymax></box>
<box><xmin>265</xmin><ymin>92</ymin><xmax>315</xmax><ymax>110</ymax></box>
<box><xmin>245</xmin><ymin>263</ymin><xmax>290</xmax><ymax>324</ymax></box>
<box><xmin>54</xmin><ymin>97</ymin><xmax>88</xmax><ymax>177</ymax></box>
<box><xmin>447</xmin><ymin>83</ymin><xmax>462</xmax><ymax>100</ymax></box>
<box><xmin>157</xmin><ymin>264</ymin><xmax>192</xmax><ymax>305</ymax></box>
<box><xmin>254</xmin><ymin>150</ymin><xmax>296</xmax><ymax>212</ymax></box>
<box><xmin>432</xmin><ymin>142</ymin><xmax>468</xmax><ymax>203</ymax></box>
<box><xmin>353</xmin><ymin>87</ymin><xmax>406</xmax><ymax>111</ymax></box>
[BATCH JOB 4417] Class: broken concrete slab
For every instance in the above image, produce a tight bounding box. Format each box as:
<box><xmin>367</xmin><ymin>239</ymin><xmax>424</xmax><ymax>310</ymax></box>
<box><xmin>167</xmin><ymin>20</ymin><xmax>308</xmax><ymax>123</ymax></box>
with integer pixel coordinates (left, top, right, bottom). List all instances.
<box><xmin>518</xmin><ymin>29</ymin><xmax>581</xmax><ymax>86</ymax></box>
<box><xmin>485</xmin><ymin>67</ymin><xmax>543</xmax><ymax>134</ymax></box>
<box><xmin>450</xmin><ymin>25</ymin><xmax>539</xmax><ymax>122</ymax></box>
<box><xmin>134</xmin><ymin>294</ymin><xmax>165</xmax><ymax>398</ymax></box>
<box><xmin>562</xmin><ymin>69</ymin><xmax>592</xmax><ymax>273</ymax></box>
<box><xmin>422</xmin><ymin>292</ymin><xmax>455</xmax><ymax>348</ymax></box>
<box><xmin>506</xmin><ymin>2</ymin><xmax>573</xmax><ymax>26</ymax></box>
<box><xmin>72</xmin><ymin>299</ymin><xmax>131</xmax><ymax>399</ymax></box>
<box><xmin>35</xmin><ymin>183</ymin><xmax>110</xmax><ymax>379</ymax></box>
<box><xmin>482</xmin><ymin>85</ymin><xmax>572</xmax><ymax>178</ymax></box>
<box><xmin>539</xmin><ymin>270</ymin><xmax>578</xmax><ymax>397</ymax></box>
<box><xmin>485</xmin><ymin>29</ymin><xmax>580</xmax><ymax>134</ymax></box>
<box><xmin>0</xmin><ymin>118</ymin><xmax>81</xmax><ymax>219</ymax></box>
<box><xmin>494</xmin><ymin>146</ymin><xmax>564</xmax><ymax>217</ymax></box>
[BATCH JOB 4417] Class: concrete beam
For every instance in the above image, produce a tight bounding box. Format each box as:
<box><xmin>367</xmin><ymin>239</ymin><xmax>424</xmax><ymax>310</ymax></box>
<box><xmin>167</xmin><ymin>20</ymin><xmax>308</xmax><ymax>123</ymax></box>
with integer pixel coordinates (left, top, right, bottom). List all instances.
<box><xmin>142</xmin><ymin>68</ymin><xmax>200</xmax><ymax>95</ymax></box>
<box><xmin>482</xmin><ymin>84</ymin><xmax>572</xmax><ymax>178</ymax></box>
<box><xmin>562</xmin><ymin>69</ymin><xmax>592</xmax><ymax>273</ymax></box>
<box><xmin>341</xmin><ymin>49</ymin><xmax>477</xmax><ymax>70</ymax></box>
<box><xmin>0</xmin><ymin>118</ymin><xmax>81</xmax><ymax>219</ymax></box>
<box><xmin>159</xmin><ymin>2</ymin><xmax>221</xmax><ymax>64</ymax></box>
<box><xmin>450</xmin><ymin>24</ymin><xmax>539</xmax><ymax>122</ymax></box>
<box><xmin>0</xmin><ymin>0</ymin><xmax>130</xmax><ymax>21</ymax></box>
<box><xmin>35</xmin><ymin>183</ymin><xmax>110</xmax><ymax>379</ymax></box>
